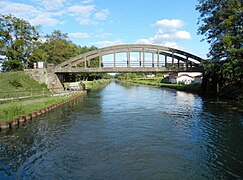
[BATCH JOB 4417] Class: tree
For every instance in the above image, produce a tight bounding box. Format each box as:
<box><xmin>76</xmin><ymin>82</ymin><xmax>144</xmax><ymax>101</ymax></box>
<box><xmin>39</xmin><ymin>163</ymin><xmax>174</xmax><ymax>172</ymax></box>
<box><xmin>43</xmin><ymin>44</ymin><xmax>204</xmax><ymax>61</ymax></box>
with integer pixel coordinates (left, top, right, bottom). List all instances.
<box><xmin>197</xmin><ymin>0</ymin><xmax>243</xmax><ymax>60</ymax></box>
<box><xmin>28</xmin><ymin>43</ymin><xmax>48</xmax><ymax>68</ymax></box>
<box><xmin>41</xmin><ymin>30</ymin><xmax>81</xmax><ymax>65</ymax></box>
<box><xmin>0</xmin><ymin>14</ymin><xmax>39</xmax><ymax>71</ymax></box>
<box><xmin>196</xmin><ymin>0</ymin><xmax>243</xmax><ymax>95</ymax></box>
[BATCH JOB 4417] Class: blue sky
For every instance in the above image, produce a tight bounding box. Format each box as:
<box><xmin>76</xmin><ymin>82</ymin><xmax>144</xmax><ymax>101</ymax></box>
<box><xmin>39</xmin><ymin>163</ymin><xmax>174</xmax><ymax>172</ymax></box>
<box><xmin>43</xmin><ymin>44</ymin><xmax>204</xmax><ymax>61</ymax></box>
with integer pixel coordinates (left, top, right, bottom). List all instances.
<box><xmin>0</xmin><ymin>0</ymin><xmax>209</xmax><ymax>58</ymax></box>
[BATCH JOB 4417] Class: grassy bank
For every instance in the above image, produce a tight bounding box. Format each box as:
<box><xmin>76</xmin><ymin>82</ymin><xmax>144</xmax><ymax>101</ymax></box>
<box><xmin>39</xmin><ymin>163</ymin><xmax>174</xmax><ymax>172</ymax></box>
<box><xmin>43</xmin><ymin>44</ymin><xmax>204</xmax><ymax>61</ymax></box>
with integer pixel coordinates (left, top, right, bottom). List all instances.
<box><xmin>84</xmin><ymin>79</ymin><xmax>112</xmax><ymax>90</ymax></box>
<box><xmin>125</xmin><ymin>78</ymin><xmax>202</xmax><ymax>94</ymax></box>
<box><xmin>0</xmin><ymin>96</ymin><xmax>69</xmax><ymax>122</ymax></box>
<box><xmin>0</xmin><ymin>71</ymin><xmax>49</xmax><ymax>98</ymax></box>
<box><xmin>0</xmin><ymin>71</ymin><xmax>47</xmax><ymax>91</ymax></box>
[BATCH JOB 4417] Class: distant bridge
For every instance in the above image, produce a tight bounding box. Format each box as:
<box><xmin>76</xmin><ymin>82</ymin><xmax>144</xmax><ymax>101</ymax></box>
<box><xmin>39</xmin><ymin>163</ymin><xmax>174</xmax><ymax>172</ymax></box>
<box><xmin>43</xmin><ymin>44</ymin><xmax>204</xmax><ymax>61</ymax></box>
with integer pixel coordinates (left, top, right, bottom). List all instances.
<box><xmin>54</xmin><ymin>44</ymin><xmax>203</xmax><ymax>73</ymax></box>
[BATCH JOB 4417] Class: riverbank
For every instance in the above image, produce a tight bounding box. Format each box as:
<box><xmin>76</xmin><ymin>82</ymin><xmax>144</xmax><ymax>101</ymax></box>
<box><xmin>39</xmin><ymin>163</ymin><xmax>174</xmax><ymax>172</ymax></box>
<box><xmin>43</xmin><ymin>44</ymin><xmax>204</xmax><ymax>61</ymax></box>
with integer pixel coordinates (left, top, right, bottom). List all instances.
<box><xmin>123</xmin><ymin>78</ymin><xmax>202</xmax><ymax>94</ymax></box>
<box><xmin>83</xmin><ymin>79</ymin><xmax>112</xmax><ymax>90</ymax></box>
<box><xmin>0</xmin><ymin>91</ymin><xmax>86</xmax><ymax>129</ymax></box>
<box><xmin>0</xmin><ymin>71</ymin><xmax>48</xmax><ymax>98</ymax></box>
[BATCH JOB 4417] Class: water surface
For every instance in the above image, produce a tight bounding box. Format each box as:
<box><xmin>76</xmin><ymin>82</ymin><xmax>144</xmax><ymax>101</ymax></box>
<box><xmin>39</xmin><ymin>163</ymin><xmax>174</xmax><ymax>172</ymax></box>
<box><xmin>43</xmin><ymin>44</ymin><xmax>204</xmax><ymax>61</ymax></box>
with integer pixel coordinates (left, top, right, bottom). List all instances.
<box><xmin>0</xmin><ymin>82</ymin><xmax>243</xmax><ymax>179</ymax></box>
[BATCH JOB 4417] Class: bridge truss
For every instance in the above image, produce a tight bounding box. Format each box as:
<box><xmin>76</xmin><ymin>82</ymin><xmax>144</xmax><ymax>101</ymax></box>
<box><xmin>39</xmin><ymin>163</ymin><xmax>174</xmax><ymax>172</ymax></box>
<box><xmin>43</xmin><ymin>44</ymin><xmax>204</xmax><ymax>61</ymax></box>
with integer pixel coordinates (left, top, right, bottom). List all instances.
<box><xmin>55</xmin><ymin>44</ymin><xmax>203</xmax><ymax>73</ymax></box>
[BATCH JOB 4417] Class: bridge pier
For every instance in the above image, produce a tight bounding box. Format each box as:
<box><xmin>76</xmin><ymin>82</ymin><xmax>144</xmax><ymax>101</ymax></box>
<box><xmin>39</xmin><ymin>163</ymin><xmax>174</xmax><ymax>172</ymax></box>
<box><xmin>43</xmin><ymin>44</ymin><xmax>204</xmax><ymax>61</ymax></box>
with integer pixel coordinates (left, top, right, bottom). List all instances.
<box><xmin>24</xmin><ymin>68</ymin><xmax>64</xmax><ymax>93</ymax></box>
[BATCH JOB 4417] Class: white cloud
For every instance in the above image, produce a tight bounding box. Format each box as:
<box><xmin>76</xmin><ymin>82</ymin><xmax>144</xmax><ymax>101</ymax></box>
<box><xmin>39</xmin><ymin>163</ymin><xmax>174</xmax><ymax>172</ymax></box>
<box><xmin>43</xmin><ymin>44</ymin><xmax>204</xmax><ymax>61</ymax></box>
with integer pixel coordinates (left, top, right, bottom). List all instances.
<box><xmin>0</xmin><ymin>0</ymin><xmax>110</xmax><ymax>26</ymax></box>
<box><xmin>161</xmin><ymin>42</ymin><xmax>179</xmax><ymax>48</ymax></box>
<box><xmin>68</xmin><ymin>5</ymin><xmax>95</xmax><ymax>16</ymax></box>
<box><xmin>69</xmin><ymin>32</ymin><xmax>91</xmax><ymax>39</ymax></box>
<box><xmin>67</xmin><ymin>5</ymin><xmax>94</xmax><ymax>25</ymax></box>
<box><xmin>136</xmin><ymin>38</ymin><xmax>151</xmax><ymax>44</ymax></box>
<box><xmin>82</xmin><ymin>0</ymin><xmax>94</xmax><ymax>4</ymax></box>
<box><xmin>30</xmin><ymin>14</ymin><xmax>60</xmax><ymax>26</ymax></box>
<box><xmin>34</xmin><ymin>0</ymin><xmax>65</xmax><ymax>10</ymax></box>
<box><xmin>91</xmin><ymin>39</ymin><xmax>123</xmax><ymax>47</ymax></box>
<box><xmin>95</xmin><ymin>9</ymin><xmax>110</xmax><ymax>21</ymax></box>
<box><xmin>154</xmin><ymin>19</ymin><xmax>184</xmax><ymax>29</ymax></box>
<box><xmin>137</xmin><ymin>19</ymin><xmax>191</xmax><ymax>49</ymax></box>
<box><xmin>0</xmin><ymin>1</ymin><xmax>41</xmax><ymax>20</ymax></box>
<box><xmin>136</xmin><ymin>38</ymin><xmax>179</xmax><ymax>48</ymax></box>
<box><xmin>79</xmin><ymin>19</ymin><xmax>94</xmax><ymax>25</ymax></box>
<box><xmin>0</xmin><ymin>1</ymin><xmax>62</xmax><ymax>27</ymax></box>
<box><xmin>67</xmin><ymin>5</ymin><xmax>109</xmax><ymax>25</ymax></box>
<box><xmin>95</xmin><ymin>33</ymin><xmax>112</xmax><ymax>38</ymax></box>
<box><xmin>174</xmin><ymin>31</ymin><xmax>191</xmax><ymax>40</ymax></box>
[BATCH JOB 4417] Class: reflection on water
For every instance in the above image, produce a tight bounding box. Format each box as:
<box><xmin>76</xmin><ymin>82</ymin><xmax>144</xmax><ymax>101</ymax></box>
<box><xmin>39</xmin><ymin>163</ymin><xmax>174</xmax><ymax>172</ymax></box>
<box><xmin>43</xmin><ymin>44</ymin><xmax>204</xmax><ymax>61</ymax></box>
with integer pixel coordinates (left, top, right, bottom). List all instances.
<box><xmin>0</xmin><ymin>81</ymin><xmax>243</xmax><ymax>179</ymax></box>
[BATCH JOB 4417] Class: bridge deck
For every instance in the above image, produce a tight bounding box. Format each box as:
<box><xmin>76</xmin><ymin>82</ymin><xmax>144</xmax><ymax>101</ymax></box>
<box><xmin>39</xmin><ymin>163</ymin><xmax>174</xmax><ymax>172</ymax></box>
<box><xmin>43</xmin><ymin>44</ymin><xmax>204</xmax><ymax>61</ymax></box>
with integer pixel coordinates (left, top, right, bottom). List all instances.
<box><xmin>55</xmin><ymin>67</ymin><xmax>203</xmax><ymax>73</ymax></box>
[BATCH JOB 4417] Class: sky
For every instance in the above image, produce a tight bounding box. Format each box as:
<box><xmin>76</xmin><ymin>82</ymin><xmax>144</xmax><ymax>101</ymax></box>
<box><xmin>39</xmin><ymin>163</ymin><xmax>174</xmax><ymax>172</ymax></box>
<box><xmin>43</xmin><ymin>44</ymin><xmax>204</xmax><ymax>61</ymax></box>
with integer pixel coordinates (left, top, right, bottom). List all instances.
<box><xmin>0</xmin><ymin>0</ymin><xmax>210</xmax><ymax>58</ymax></box>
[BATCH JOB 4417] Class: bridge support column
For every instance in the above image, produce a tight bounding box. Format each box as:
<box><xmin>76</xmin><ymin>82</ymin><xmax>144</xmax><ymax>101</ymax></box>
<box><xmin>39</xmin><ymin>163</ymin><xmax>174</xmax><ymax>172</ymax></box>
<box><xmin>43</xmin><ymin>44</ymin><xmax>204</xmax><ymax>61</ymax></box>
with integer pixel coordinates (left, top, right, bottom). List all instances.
<box><xmin>143</xmin><ymin>48</ymin><xmax>145</xmax><ymax>67</ymax></box>
<box><xmin>127</xmin><ymin>50</ymin><xmax>130</xmax><ymax>67</ymax></box>
<box><xmin>114</xmin><ymin>51</ymin><xmax>116</xmax><ymax>67</ymax></box>
<box><xmin>99</xmin><ymin>55</ymin><xmax>103</xmax><ymax>68</ymax></box>
<box><xmin>139</xmin><ymin>52</ymin><xmax>142</xmax><ymax>67</ymax></box>
<box><xmin>84</xmin><ymin>57</ymin><xmax>87</xmax><ymax>68</ymax></box>
<box><xmin>157</xmin><ymin>49</ymin><xmax>160</xmax><ymax>67</ymax></box>
<box><xmin>165</xmin><ymin>56</ymin><xmax>167</xmax><ymax>67</ymax></box>
<box><xmin>186</xmin><ymin>56</ymin><xmax>188</xmax><ymax>70</ymax></box>
<box><xmin>152</xmin><ymin>53</ymin><xmax>154</xmax><ymax>67</ymax></box>
<box><xmin>172</xmin><ymin>51</ymin><xmax>174</xmax><ymax>66</ymax></box>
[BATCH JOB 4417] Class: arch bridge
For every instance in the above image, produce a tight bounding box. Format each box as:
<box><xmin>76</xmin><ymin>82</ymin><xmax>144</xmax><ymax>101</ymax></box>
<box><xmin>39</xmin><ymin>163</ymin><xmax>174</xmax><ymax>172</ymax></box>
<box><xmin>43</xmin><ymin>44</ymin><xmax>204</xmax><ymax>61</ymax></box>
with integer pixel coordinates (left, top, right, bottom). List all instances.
<box><xmin>55</xmin><ymin>44</ymin><xmax>203</xmax><ymax>73</ymax></box>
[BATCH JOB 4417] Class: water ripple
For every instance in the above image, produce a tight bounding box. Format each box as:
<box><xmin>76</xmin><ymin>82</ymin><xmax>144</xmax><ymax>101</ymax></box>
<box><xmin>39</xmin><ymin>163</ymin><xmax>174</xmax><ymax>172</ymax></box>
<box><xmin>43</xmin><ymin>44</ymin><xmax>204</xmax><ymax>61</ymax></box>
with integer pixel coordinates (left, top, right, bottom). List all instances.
<box><xmin>0</xmin><ymin>82</ymin><xmax>242</xmax><ymax>179</ymax></box>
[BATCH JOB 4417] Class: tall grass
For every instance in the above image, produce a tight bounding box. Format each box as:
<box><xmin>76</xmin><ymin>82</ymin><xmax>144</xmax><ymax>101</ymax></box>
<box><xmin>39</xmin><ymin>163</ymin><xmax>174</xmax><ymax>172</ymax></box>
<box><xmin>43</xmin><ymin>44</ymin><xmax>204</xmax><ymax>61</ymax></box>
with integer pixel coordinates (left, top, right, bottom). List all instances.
<box><xmin>0</xmin><ymin>96</ymin><xmax>68</xmax><ymax>122</ymax></box>
<box><xmin>84</xmin><ymin>79</ymin><xmax>111</xmax><ymax>90</ymax></box>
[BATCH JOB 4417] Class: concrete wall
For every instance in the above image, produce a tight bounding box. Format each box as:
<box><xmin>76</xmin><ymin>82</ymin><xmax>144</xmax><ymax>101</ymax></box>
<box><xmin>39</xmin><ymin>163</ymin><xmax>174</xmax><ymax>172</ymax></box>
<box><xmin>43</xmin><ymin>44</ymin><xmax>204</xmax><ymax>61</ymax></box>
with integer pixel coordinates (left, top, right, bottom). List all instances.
<box><xmin>24</xmin><ymin>68</ymin><xmax>64</xmax><ymax>93</ymax></box>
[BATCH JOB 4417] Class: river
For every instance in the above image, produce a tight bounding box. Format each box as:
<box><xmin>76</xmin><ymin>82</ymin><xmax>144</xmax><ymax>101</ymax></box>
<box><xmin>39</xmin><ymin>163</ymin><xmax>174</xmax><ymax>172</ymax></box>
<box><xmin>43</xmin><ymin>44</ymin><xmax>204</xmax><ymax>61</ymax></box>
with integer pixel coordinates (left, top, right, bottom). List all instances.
<box><xmin>0</xmin><ymin>81</ymin><xmax>243</xmax><ymax>179</ymax></box>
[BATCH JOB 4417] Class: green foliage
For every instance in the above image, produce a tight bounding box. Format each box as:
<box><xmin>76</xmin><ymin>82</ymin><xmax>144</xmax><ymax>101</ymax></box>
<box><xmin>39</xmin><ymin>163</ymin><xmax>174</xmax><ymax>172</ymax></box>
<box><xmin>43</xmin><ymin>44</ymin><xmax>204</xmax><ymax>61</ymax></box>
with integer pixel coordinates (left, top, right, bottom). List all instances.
<box><xmin>2</xmin><ymin>59</ymin><xmax>23</xmax><ymax>72</ymax></box>
<box><xmin>0</xmin><ymin>71</ymin><xmax>47</xmax><ymax>92</ymax></box>
<box><xmin>122</xmin><ymin>79</ymin><xmax>202</xmax><ymax>94</ymax></box>
<box><xmin>197</xmin><ymin>0</ymin><xmax>243</xmax><ymax>97</ymax></box>
<box><xmin>41</xmin><ymin>30</ymin><xmax>80</xmax><ymax>65</ymax></box>
<box><xmin>9</xmin><ymin>78</ymin><xmax>22</xmax><ymax>88</ymax></box>
<box><xmin>84</xmin><ymin>79</ymin><xmax>111</xmax><ymax>90</ymax></box>
<box><xmin>196</xmin><ymin>0</ymin><xmax>243</xmax><ymax>61</ymax></box>
<box><xmin>0</xmin><ymin>14</ymin><xmax>40</xmax><ymax>71</ymax></box>
<box><xmin>28</xmin><ymin>43</ymin><xmax>48</xmax><ymax>66</ymax></box>
<box><xmin>114</xmin><ymin>73</ymin><xmax>144</xmax><ymax>79</ymax></box>
<box><xmin>0</xmin><ymin>96</ymin><xmax>68</xmax><ymax>122</ymax></box>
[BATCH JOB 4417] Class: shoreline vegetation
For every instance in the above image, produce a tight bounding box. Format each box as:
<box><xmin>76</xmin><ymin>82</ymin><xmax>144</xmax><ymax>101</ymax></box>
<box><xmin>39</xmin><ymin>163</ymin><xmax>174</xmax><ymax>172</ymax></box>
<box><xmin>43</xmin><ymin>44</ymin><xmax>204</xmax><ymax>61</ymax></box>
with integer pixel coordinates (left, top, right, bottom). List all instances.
<box><xmin>123</xmin><ymin>78</ymin><xmax>202</xmax><ymax>94</ymax></box>
<box><xmin>0</xmin><ymin>92</ymin><xmax>85</xmax><ymax>129</ymax></box>
<box><xmin>83</xmin><ymin>79</ymin><xmax>112</xmax><ymax>90</ymax></box>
